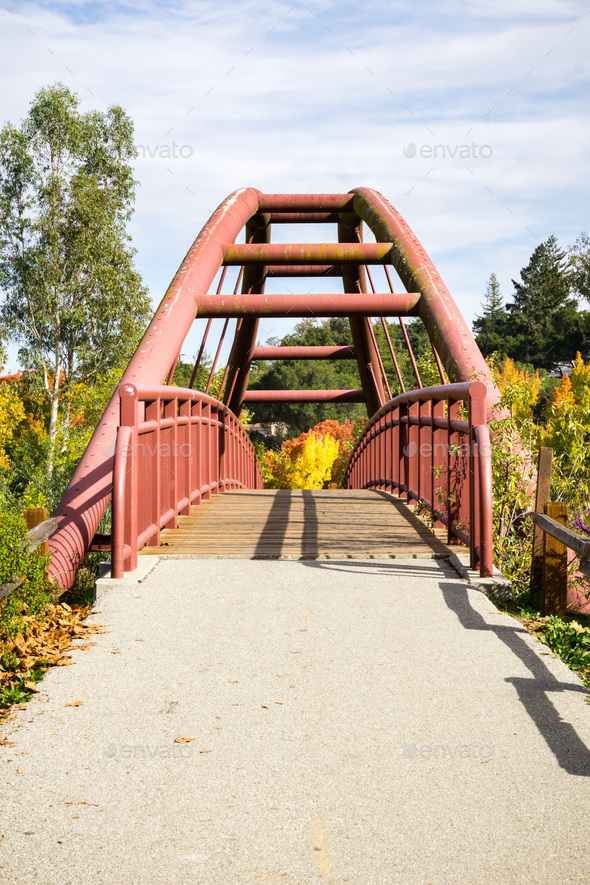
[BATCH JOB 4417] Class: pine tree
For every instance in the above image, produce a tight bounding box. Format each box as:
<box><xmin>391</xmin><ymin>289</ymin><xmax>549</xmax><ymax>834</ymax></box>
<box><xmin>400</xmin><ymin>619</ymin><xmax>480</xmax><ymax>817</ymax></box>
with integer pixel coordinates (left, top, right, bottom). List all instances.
<box><xmin>473</xmin><ymin>273</ymin><xmax>509</xmax><ymax>357</ymax></box>
<box><xmin>505</xmin><ymin>236</ymin><xmax>587</xmax><ymax>371</ymax></box>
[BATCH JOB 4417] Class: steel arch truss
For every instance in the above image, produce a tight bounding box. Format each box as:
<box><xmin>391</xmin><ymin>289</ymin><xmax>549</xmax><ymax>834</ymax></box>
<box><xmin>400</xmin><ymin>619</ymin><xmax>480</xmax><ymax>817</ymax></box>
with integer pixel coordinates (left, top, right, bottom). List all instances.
<box><xmin>49</xmin><ymin>188</ymin><xmax>496</xmax><ymax>588</ymax></box>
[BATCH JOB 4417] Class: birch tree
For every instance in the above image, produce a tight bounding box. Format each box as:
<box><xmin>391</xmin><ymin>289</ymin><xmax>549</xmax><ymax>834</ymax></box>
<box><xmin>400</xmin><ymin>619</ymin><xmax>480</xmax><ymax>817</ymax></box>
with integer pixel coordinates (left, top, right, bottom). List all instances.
<box><xmin>0</xmin><ymin>83</ymin><xmax>150</xmax><ymax>473</ymax></box>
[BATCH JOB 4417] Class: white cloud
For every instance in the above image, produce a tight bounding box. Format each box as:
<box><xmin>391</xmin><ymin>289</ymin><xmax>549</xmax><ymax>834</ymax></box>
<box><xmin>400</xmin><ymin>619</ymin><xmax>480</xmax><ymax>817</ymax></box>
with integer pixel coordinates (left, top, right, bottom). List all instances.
<box><xmin>0</xmin><ymin>0</ymin><xmax>588</xmax><ymax>369</ymax></box>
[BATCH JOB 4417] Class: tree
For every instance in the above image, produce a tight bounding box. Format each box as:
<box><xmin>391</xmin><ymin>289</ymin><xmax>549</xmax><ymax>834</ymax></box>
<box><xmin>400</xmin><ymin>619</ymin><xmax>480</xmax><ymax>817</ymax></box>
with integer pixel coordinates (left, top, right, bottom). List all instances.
<box><xmin>473</xmin><ymin>273</ymin><xmax>509</xmax><ymax>357</ymax></box>
<box><xmin>260</xmin><ymin>418</ymin><xmax>360</xmax><ymax>489</ymax></box>
<box><xmin>503</xmin><ymin>236</ymin><xmax>587</xmax><ymax>372</ymax></box>
<box><xmin>0</xmin><ymin>83</ymin><xmax>151</xmax><ymax>471</ymax></box>
<box><xmin>289</xmin><ymin>433</ymin><xmax>340</xmax><ymax>489</ymax></box>
<box><xmin>570</xmin><ymin>232</ymin><xmax>590</xmax><ymax>303</ymax></box>
<box><xmin>249</xmin><ymin>318</ymin><xmax>366</xmax><ymax>435</ymax></box>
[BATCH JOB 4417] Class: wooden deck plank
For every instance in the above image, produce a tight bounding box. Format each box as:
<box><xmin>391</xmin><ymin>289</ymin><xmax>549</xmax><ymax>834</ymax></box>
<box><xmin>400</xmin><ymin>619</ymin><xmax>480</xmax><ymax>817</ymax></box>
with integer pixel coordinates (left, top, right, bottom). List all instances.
<box><xmin>139</xmin><ymin>489</ymin><xmax>453</xmax><ymax>559</ymax></box>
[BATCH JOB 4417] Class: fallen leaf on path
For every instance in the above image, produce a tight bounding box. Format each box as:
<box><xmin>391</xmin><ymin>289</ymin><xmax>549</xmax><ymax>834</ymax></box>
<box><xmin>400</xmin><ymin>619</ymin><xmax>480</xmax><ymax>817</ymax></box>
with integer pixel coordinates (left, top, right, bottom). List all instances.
<box><xmin>64</xmin><ymin>701</ymin><xmax>83</xmax><ymax>707</ymax></box>
<box><xmin>174</xmin><ymin>737</ymin><xmax>196</xmax><ymax>744</ymax></box>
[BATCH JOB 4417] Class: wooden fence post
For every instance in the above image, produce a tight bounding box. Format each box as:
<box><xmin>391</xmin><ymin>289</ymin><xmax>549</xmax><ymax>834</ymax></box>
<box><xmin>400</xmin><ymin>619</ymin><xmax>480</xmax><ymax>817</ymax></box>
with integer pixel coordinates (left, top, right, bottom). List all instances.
<box><xmin>531</xmin><ymin>447</ymin><xmax>553</xmax><ymax>600</ymax></box>
<box><xmin>24</xmin><ymin>508</ymin><xmax>49</xmax><ymax>553</ymax></box>
<box><xmin>543</xmin><ymin>501</ymin><xmax>568</xmax><ymax>617</ymax></box>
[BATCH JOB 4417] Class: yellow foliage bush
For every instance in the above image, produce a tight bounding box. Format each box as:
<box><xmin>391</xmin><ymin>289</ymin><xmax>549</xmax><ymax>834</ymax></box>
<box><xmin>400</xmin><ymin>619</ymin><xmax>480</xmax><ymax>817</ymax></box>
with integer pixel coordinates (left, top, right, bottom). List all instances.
<box><xmin>0</xmin><ymin>383</ymin><xmax>26</xmax><ymax>469</ymax></box>
<box><xmin>490</xmin><ymin>357</ymin><xmax>541</xmax><ymax>423</ymax></box>
<box><xmin>289</xmin><ymin>433</ymin><xmax>340</xmax><ymax>490</ymax></box>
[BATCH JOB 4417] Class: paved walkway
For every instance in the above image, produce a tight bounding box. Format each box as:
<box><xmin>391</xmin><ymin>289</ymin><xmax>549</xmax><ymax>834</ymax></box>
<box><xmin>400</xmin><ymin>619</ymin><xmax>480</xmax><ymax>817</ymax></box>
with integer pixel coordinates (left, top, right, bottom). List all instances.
<box><xmin>2</xmin><ymin>557</ymin><xmax>590</xmax><ymax>884</ymax></box>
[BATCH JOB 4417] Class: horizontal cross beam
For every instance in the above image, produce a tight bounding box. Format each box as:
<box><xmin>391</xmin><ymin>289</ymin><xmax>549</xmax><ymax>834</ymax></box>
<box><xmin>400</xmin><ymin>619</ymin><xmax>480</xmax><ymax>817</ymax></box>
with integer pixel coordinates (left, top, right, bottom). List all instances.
<box><xmin>252</xmin><ymin>346</ymin><xmax>355</xmax><ymax>360</ymax></box>
<box><xmin>195</xmin><ymin>292</ymin><xmax>420</xmax><ymax>318</ymax></box>
<box><xmin>222</xmin><ymin>243</ymin><xmax>392</xmax><ymax>265</ymax></box>
<box><xmin>243</xmin><ymin>389</ymin><xmax>365</xmax><ymax>403</ymax></box>
<box><xmin>257</xmin><ymin>194</ymin><xmax>355</xmax><ymax>212</ymax></box>
<box><xmin>268</xmin><ymin>212</ymin><xmax>341</xmax><ymax>224</ymax></box>
<box><xmin>266</xmin><ymin>265</ymin><xmax>341</xmax><ymax>277</ymax></box>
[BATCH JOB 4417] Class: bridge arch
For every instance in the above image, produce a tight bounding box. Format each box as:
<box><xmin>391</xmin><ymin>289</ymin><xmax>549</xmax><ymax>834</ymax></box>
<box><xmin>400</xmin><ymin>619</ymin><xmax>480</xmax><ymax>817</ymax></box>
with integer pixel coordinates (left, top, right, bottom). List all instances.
<box><xmin>48</xmin><ymin>188</ymin><xmax>497</xmax><ymax>588</ymax></box>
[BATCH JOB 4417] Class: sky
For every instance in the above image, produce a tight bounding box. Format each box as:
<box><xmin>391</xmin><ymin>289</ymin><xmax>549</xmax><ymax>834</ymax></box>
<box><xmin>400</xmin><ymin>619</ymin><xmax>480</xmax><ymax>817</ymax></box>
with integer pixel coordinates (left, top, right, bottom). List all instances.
<box><xmin>1</xmin><ymin>0</ymin><xmax>589</xmax><ymax>369</ymax></box>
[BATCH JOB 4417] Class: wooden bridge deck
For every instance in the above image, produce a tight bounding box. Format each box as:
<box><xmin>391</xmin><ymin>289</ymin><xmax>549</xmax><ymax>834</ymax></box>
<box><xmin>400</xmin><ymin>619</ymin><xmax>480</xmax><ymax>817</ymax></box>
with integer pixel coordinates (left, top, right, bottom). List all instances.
<box><xmin>139</xmin><ymin>488</ymin><xmax>452</xmax><ymax>558</ymax></box>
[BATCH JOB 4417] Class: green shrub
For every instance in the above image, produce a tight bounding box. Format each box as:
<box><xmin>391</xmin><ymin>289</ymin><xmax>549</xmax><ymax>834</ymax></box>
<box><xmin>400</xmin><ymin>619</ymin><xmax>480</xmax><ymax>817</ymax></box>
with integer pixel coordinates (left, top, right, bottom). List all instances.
<box><xmin>0</xmin><ymin>511</ymin><xmax>54</xmax><ymax>641</ymax></box>
<box><xmin>542</xmin><ymin>615</ymin><xmax>590</xmax><ymax>671</ymax></box>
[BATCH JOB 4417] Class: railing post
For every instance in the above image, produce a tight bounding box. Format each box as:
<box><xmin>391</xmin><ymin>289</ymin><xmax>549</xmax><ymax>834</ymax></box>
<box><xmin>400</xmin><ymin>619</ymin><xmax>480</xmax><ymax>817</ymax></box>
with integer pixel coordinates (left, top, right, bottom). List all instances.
<box><xmin>392</xmin><ymin>402</ymin><xmax>400</xmax><ymax>496</ymax></box>
<box><xmin>418</xmin><ymin>399</ymin><xmax>429</xmax><ymax>504</ymax></box>
<box><xmin>145</xmin><ymin>397</ymin><xmax>162</xmax><ymax>547</ymax></box>
<box><xmin>446</xmin><ymin>397</ymin><xmax>459</xmax><ymax>543</ymax></box>
<box><xmin>407</xmin><ymin>401</ymin><xmax>419</xmax><ymax>503</ymax></box>
<box><xmin>468</xmin><ymin>381</ymin><xmax>487</xmax><ymax>571</ymax></box>
<box><xmin>163</xmin><ymin>397</ymin><xmax>178</xmax><ymax>528</ymax></box>
<box><xmin>219</xmin><ymin>408</ymin><xmax>227</xmax><ymax>492</ymax></box>
<box><xmin>431</xmin><ymin>399</ymin><xmax>445</xmax><ymax>526</ymax></box>
<box><xmin>179</xmin><ymin>396</ymin><xmax>191</xmax><ymax>515</ymax></box>
<box><xmin>400</xmin><ymin>401</ymin><xmax>409</xmax><ymax>498</ymax></box>
<box><xmin>195</xmin><ymin>400</ymin><xmax>203</xmax><ymax>503</ymax></box>
<box><xmin>119</xmin><ymin>384</ymin><xmax>139</xmax><ymax>572</ymax></box>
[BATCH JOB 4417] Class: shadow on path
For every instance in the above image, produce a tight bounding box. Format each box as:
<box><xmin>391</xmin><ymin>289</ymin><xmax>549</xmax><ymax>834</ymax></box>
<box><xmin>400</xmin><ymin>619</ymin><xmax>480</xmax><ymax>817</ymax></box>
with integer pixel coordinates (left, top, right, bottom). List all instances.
<box><xmin>440</xmin><ymin>580</ymin><xmax>590</xmax><ymax>777</ymax></box>
<box><xmin>299</xmin><ymin>558</ymin><xmax>590</xmax><ymax>777</ymax></box>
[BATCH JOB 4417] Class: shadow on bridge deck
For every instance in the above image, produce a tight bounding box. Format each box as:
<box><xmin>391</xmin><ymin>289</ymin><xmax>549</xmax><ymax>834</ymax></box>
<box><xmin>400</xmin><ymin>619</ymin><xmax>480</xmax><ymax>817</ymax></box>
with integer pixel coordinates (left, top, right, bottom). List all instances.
<box><xmin>141</xmin><ymin>488</ymin><xmax>452</xmax><ymax>559</ymax></box>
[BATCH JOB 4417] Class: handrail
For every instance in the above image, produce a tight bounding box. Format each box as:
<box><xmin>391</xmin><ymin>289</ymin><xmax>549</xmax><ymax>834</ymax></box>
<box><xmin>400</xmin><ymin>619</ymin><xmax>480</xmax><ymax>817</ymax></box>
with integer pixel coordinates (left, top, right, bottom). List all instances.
<box><xmin>343</xmin><ymin>380</ymin><xmax>493</xmax><ymax>577</ymax></box>
<box><xmin>111</xmin><ymin>426</ymin><xmax>134</xmax><ymax>579</ymax></box>
<box><xmin>111</xmin><ymin>384</ymin><xmax>263</xmax><ymax>578</ymax></box>
<box><xmin>474</xmin><ymin>424</ymin><xmax>493</xmax><ymax>577</ymax></box>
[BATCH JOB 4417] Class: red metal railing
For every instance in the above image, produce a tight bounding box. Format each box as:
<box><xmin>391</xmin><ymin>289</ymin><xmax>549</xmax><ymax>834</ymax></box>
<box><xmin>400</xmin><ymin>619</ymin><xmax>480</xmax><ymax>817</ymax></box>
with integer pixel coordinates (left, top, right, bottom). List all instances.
<box><xmin>343</xmin><ymin>381</ymin><xmax>493</xmax><ymax>577</ymax></box>
<box><xmin>111</xmin><ymin>383</ymin><xmax>262</xmax><ymax>578</ymax></box>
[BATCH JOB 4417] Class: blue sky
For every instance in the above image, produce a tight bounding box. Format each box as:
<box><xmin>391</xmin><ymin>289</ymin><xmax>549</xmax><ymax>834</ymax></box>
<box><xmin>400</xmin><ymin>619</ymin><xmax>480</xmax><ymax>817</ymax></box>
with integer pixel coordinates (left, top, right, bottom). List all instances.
<box><xmin>1</xmin><ymin>0</ymin><xmax>589</xmax><ymax>368</ymax></box>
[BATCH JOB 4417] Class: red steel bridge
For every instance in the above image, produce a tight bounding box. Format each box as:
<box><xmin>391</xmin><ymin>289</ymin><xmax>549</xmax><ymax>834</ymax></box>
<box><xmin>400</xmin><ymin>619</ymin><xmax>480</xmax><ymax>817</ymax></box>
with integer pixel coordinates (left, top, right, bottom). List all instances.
<box><xmin>48</xmin><ymin>188</ymin><xmax>498</xmax><ymax>589</ymax></box>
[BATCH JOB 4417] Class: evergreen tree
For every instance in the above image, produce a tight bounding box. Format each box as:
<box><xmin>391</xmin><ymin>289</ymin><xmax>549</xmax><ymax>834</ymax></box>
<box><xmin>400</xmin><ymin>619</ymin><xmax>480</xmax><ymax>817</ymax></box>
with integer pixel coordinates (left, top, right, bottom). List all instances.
<box><xmin>473</xmin><ymin>273</ymin><xmax>509</xmax><ymax>357</ymax></box>
<box><xmin>505</xmin><ymin>236</ymin><xmax>587</xmax><ymax>371</ymax></box>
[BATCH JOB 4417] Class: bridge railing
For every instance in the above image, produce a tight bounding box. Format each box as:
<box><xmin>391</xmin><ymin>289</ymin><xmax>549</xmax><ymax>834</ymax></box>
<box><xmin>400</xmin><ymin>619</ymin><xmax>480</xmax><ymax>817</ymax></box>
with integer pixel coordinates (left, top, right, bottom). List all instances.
<box><xmin>343</xmin><ymin>380</ymin><xmax>493</xmax><ymax>577</ymax></box>
<box><xmin>111</xmin><ymin>383</ymin><xmax>262</xmax><ymax>578</ymax></box>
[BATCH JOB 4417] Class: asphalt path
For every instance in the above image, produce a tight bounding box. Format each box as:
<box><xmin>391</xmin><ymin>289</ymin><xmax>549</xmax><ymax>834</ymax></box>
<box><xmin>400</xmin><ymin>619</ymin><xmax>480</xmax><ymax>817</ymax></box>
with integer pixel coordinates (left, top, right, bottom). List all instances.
<box><xmin>2</xmin><ymin>558</ymin><xmax>590</xmax><ymax>884</ymax></box>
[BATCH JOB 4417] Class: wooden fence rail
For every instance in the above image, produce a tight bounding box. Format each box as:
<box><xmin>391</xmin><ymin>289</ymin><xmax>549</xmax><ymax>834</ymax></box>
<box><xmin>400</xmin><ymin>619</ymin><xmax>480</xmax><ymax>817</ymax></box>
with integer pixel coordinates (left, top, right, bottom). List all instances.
<box><xmin>531</xmin><ymin>507</ymin><xmax>590</xmax><ymax>616</ymax></box>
